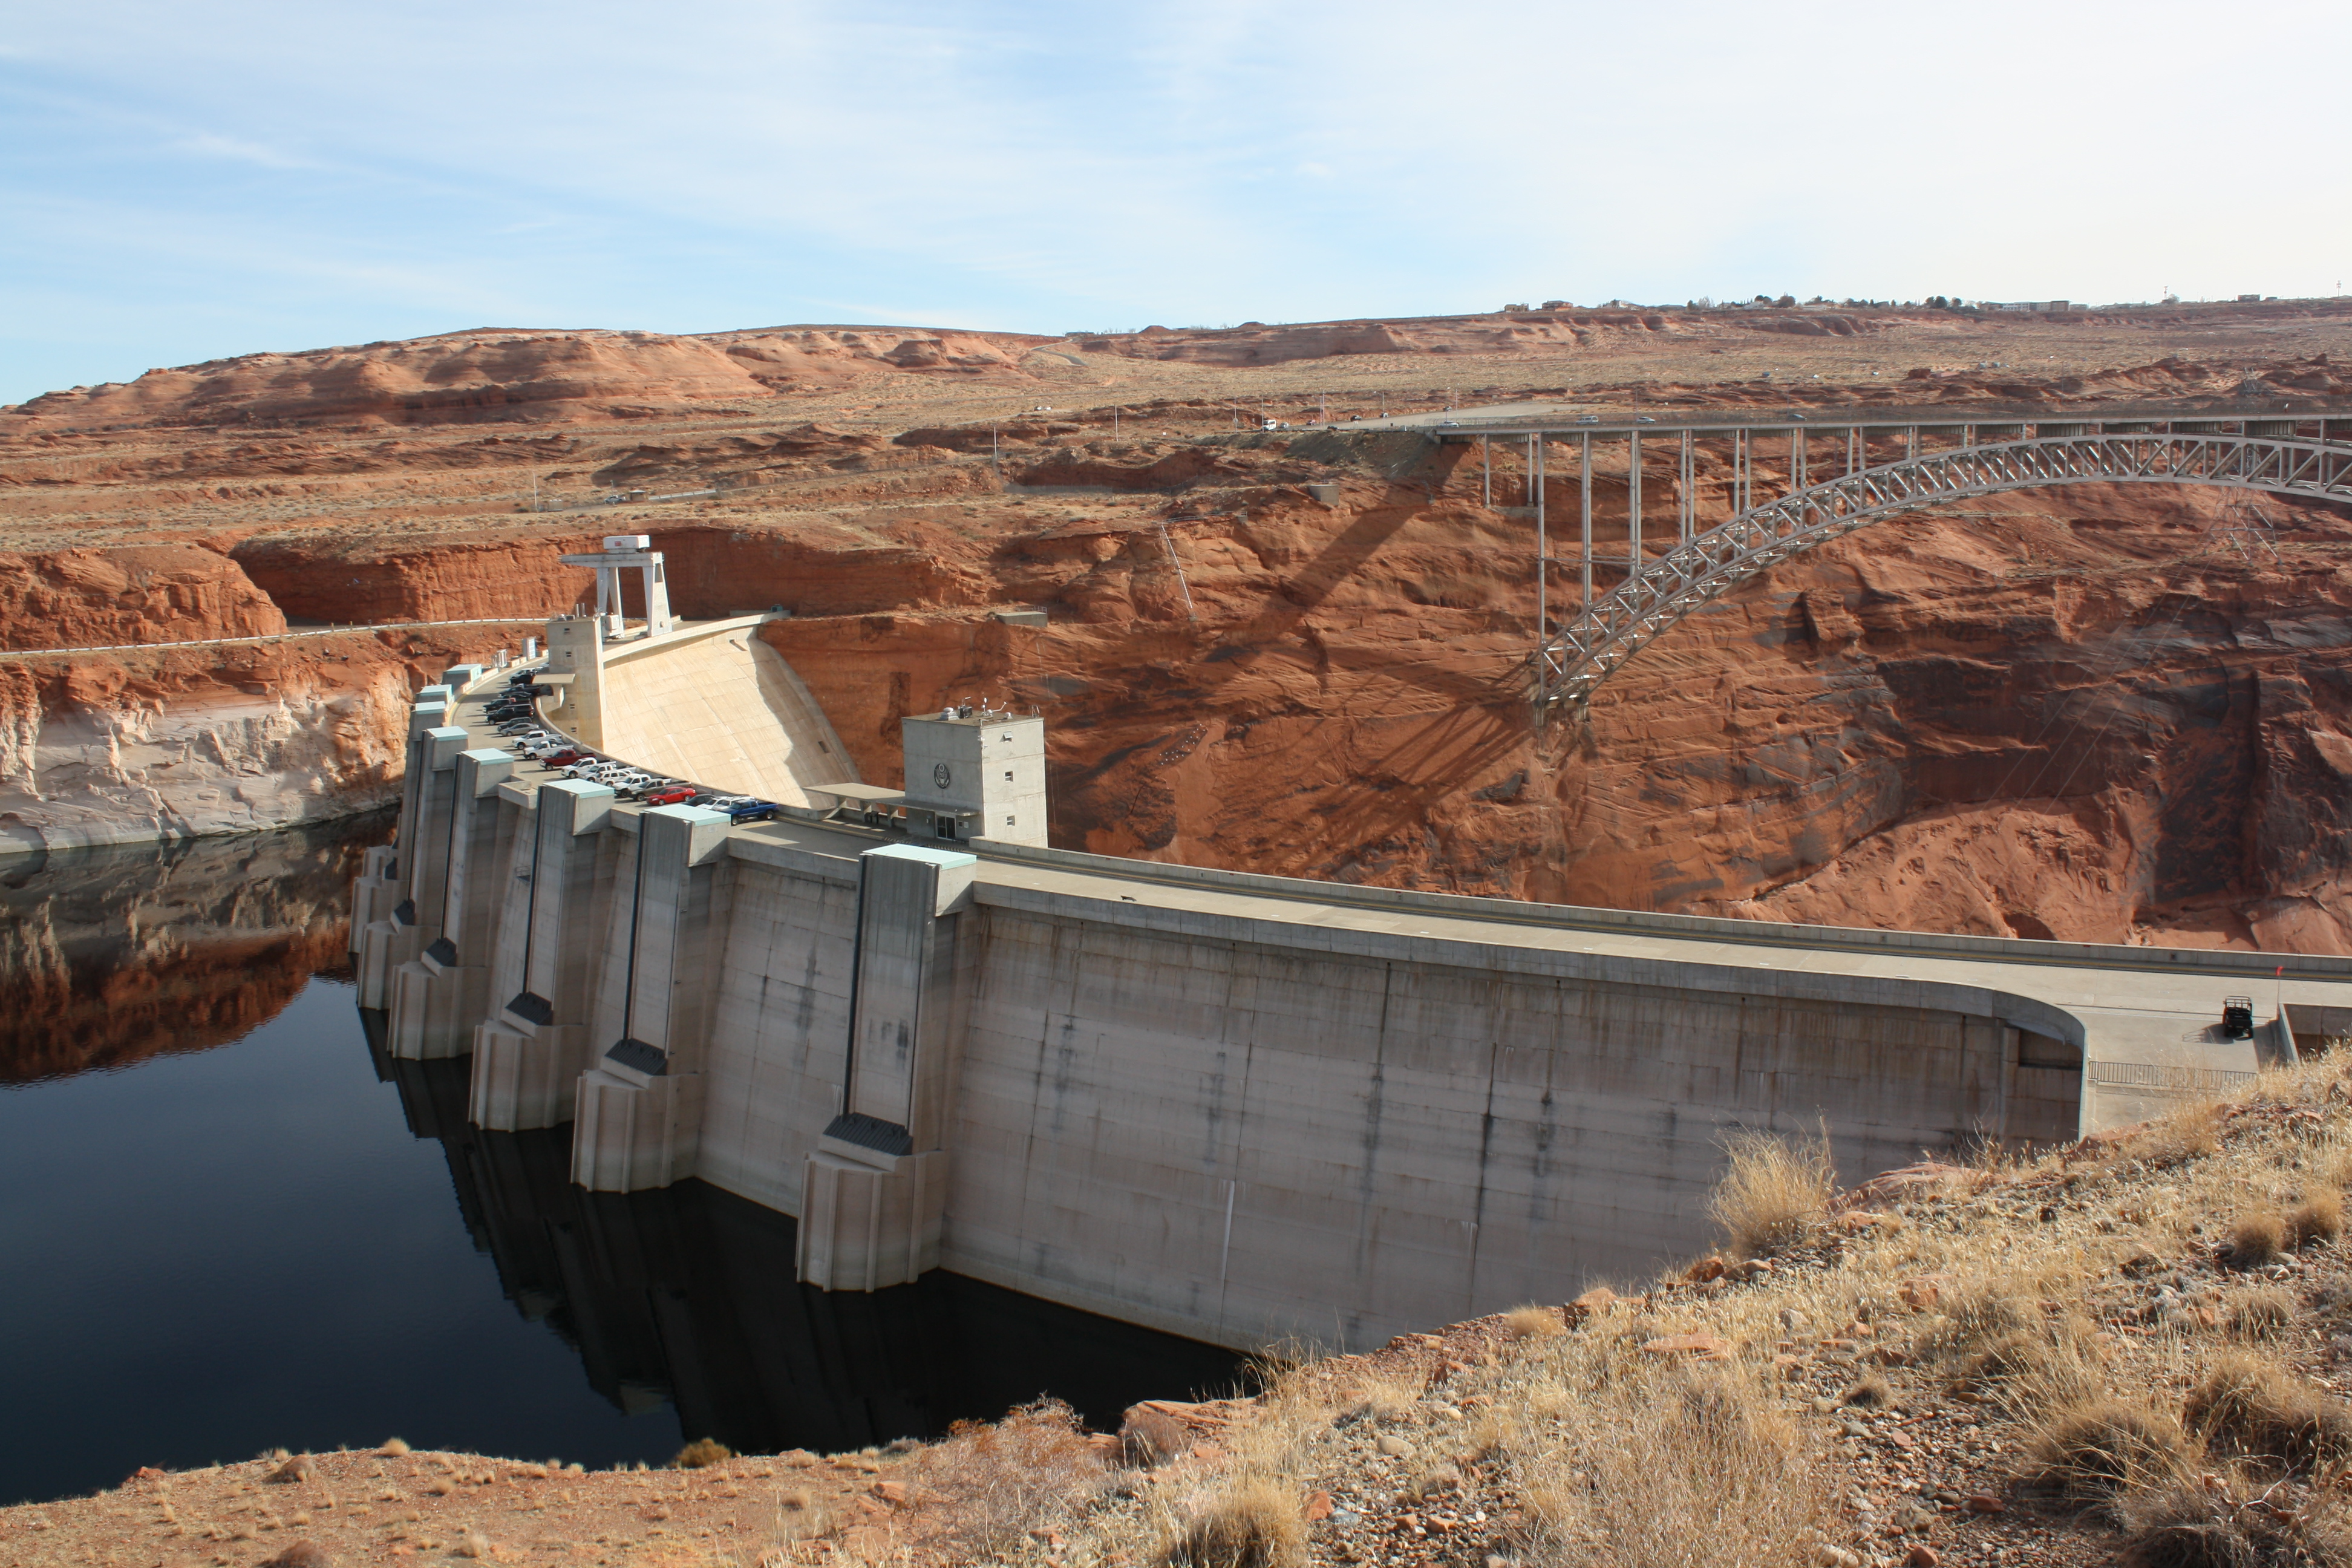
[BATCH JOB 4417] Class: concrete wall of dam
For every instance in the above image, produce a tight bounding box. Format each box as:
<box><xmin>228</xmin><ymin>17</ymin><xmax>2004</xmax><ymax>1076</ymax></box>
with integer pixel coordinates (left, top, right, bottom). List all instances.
<box><xmin>346</xmin><ymin>654</ymin><xmax>2281</xmax><ymax>1352</ymax></box>
<box><xmin>351</xmin><ymin>631</ymin><xmax>2352</xmax><ymax>1351</ymax></box>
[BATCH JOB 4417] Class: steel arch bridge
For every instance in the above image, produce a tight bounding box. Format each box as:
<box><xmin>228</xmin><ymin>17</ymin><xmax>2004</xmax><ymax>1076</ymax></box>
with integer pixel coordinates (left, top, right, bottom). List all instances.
<box><xmin>1524</xmin><ymin>428</ymin><xmax>2352</xmax><ymax>708</ymax></box>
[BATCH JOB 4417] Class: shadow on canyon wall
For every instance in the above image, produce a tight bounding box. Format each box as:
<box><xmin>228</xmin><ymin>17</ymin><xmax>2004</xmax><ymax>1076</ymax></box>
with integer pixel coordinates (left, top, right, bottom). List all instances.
<box><xmin>361</xmin><ymin>1024</ymin><xmax>1247</xmax><ymax>1454</ymax></box>
<box><xmin>0</xmin><ymin>815</ymin><xmax>392</xmax><ymax>1085</ymax></box>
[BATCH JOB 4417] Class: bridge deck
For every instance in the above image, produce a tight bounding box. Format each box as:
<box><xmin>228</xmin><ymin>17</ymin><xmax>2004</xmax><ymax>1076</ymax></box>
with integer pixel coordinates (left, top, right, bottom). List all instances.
<box><xmin>1334</xmin><ymin>395</ymin><xmax>2352</xmax><ymax>439</ymax></box>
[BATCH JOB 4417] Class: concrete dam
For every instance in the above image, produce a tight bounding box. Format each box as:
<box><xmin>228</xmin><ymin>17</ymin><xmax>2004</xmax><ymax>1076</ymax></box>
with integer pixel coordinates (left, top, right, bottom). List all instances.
<box><xmin>353</xmin><ymin>558</ymin><xmax>2352</xmax><ymax>1352</ymax></box>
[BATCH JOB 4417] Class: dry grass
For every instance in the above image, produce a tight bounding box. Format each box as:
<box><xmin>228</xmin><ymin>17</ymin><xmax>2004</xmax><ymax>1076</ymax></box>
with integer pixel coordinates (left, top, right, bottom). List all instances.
<box><xmin>2022</xmin><ymin>1397</ymin><xmax>2196</xmax><ymax>1509</ymax></box>
<box><xmin>2291</xmin><ymin>1189</ymin><xmax>2345</xmax><ymax>1247</ymax></box>
<box><xmin>1511</xmin><ymin>1357</ymin><xmax>1830</xmax><ymax>1566</ymax></box>
<box><xmin>378</xmin><ymin>1438</ymin><xmax>410</xmax><ymax>1456</ymax></box>
<box><xmin>1501</xmin><ymin>1303</ymin><xmax>1565</xmax><ymax>1341</ymax></box>
<box><xmin>2227</xmin><ymin>1210</ymin><xmax>2289</xmax><ymax>1269</ymax></box>
<box><xmin>2112</xmin><ymin>1473</ymin><xmax>2352</xmax><ymax>1568</ymax></box>
<box><xmin>2183</xmin><ymin>1351</ymin><xmax>2352</xmax><ymax>1472</ymax></box>
<box><xmin>1120</xmin><ymin>1411</ymin><xmax>1191</xmax><ymax>1468</ymax></box>
<box><xmin>1706</xmin><ymin>1128</ymin><xmax>1835</xmax><ymax>1258</ymax></box>
<box><xmin>912</xmin><ymin>1399</ymin><xmax>1103</xmax><ymax>1557</ymax></box>
<box><xmin>2226</xmin><ymin>1285</ymin><xmax>2296</xmax><ymax>1339</ymax></box>
<box><xmin>1165</xmin><ymin>1477</ymin><xmax>1304</xmax><ymax>1568</ymax></box>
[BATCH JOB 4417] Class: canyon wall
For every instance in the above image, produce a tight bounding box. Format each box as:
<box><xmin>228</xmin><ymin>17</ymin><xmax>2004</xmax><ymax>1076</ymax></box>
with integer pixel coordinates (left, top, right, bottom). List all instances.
<box><xmin>0</xmin><ymin>626</ymin><xmax>536</xmax><ymax>857</ymax></box>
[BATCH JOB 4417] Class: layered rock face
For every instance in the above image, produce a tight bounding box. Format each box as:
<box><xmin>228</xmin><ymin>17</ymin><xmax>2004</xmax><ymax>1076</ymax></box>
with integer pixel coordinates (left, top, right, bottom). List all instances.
<box><xmin>0</xmin><ymin>543</ymin><xmax>284</xmax><ymax>651</ymax></box>
<box><xmin>6</xmin><ymin>309</ymin><xmax>2352</xmax><ymax>950</ymax></box>
<box><xmin>0</xmin><ymin>629</ymin><xmax>532</xmax><ymax>854</ymax></box>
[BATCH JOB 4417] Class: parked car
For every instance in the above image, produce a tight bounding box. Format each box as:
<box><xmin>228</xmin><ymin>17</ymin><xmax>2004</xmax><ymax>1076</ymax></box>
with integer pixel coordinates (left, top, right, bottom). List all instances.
<box><xmin>496</xmin><ymin>720</ymin><xmax>538</xmax><ymax>735</ymax></box>
<box><xmin>639</xmin><ymin>785</ymin><xmax>699</xmax><ymax>806</ymax></box>
<box><xmin>540</xmin><ymin>748</ymin><xmax>588</xmax><ymax>768</ymax></box>
<box><xmin>722</xmin><ymin>799</ymin><xmax>780</xmax><ymax>824</ymax></box>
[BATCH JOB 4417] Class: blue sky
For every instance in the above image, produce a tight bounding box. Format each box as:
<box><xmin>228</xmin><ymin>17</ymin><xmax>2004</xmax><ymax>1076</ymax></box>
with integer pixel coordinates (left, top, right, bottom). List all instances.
<box><xmin>5</xmin><ymin>1</ymin><xmax>2349</xmax><ymax>406</ymax></box>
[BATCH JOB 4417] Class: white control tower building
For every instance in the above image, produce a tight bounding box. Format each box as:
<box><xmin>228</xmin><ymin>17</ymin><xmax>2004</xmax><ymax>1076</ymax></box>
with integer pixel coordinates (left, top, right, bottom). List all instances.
<box><xmin>899</xmin><ymin>708</ymin><xmax>1048</xmax><ymax>847</ymax></box>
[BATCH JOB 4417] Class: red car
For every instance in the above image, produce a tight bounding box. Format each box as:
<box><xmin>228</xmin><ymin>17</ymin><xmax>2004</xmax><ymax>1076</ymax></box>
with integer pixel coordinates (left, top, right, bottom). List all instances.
<box><xmin>541</xmin><ymin>749</ymin><xmax>587</xmax><ymax>768</ymax></box>
<box><xmin>639</xmin><ymin>785</ymin><xmax>698</xmax><ymax>806</ymax></box>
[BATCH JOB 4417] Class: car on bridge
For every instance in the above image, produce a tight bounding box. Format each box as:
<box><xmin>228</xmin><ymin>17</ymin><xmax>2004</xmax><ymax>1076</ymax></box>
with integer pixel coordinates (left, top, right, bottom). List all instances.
<box><xmin>538</xmin><ymin>748</ymin><xmax>590</xmax><ymax>769</ymax></box>
<box><xmin>720</xmin><ymin>799</ymin><xmax>780</xmax><ymax>824</ymax></box>
<box><xmin>638</xmin><ymin>784</ymin><xmax>699</xmax><ymax>806</ymax></box>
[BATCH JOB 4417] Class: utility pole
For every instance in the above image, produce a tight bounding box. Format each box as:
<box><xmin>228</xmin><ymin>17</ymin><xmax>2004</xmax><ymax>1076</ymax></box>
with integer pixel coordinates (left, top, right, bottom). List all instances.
<box><xmin>1320</xmin><ymin>391</ymin><xmax>1327</xmax><ymax>422</ymax></box>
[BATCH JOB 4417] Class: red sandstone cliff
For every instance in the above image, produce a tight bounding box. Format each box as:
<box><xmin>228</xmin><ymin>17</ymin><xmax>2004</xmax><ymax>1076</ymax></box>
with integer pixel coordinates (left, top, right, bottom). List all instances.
<box><xmin>6</xmin><ymin>318</ymin><xmax>2351</xmax><ymax>950</ymax></box>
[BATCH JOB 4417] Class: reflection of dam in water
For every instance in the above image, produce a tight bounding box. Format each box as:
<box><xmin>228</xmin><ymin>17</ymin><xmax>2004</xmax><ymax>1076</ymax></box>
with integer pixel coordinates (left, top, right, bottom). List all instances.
<box><xmin>362</xmin><ymin>587</ymin><xmax>2352</xmax><ymax>1353</ymax></box>
<box><xmin>0</xmin><ymin>818</ymin><xmax>1236</xmax><ymax>1506</ymax></box>
<box><xmin>365</xmin><ymin>1023</ymin><xmax>1243</xmax><ymax>1457</ymax></box>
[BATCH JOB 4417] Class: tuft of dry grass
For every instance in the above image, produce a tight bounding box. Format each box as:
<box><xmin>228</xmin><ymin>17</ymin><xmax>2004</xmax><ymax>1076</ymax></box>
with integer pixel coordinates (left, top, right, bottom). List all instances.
<box><xmin>1501</xmin><ymin>1303</ymin><xmax>1566</xmax><ymax>1341</ymax></box>
<box><xmin>1514</xmin><ymin>1359</ymin><xmax>1831</xmax><ymax>1564</ymax></box>
<box><xmin>2226</xmin><ymin>1210</ymin><xmax>2288</xmax><ymax>1269</ymax></box>
<box><xmin>1707</xmin><ymin>1128</ymin><xmax>1835</xmax><ymax>1258</ymax></box>
<box><xmin>2112</xmin><ymin>1472</ymin><xmax>2352</xmax><ymax>1568</ymax></box>
<box><xmin>378</xmin><ymin>1438</ymin><xmax>410</xmax><ymax>1456</ymax></box>
<box><xmin>913</xmin><ymin>1398</ymin><xmax>1103</xmax><ymax>1557</ymax></box>
<box><xmin>2022</xmin><ymin>1397</ymin><xmax>2195</xmax><ymax>1508</ymax></box>
<box><xmin>2225</xmin><ymin>1285</ymin><xmax>2296</xmax><ymax>1339</ymax></box>
<box><xmin>2290</xmin><ymin>1189</ymin><xmax>2344</xmax><ymax>1248</ymax></box>
<box><xmin>1120</xmin><ymin>1410</ymin><xmax>1191</xmax><ymax>1468</ymax></box>
<box><xmin>671</xmin><ymin>1438</ymin><xmax>731</xmax><ymax>1469</ymax></box>
<box><xmin>1165</xmin><ymin>1477</ymin><xmax>1304</xmax><ymax>1568</ymax></box>
<box><xmin>456</xmin><ymin>1528</ymin><xmax>492</xmax><ymax>1560</ymax></box>
<box><xmin>2183</xmin><ymin>1351</ymin><xmax>2352</xmax><ymax>1472</ymax></box>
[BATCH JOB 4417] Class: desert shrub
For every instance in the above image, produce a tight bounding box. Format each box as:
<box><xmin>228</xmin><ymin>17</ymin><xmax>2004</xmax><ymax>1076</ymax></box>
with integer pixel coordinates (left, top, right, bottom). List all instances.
<box><xmin>1120</xmin><ymin>1410</ymin><xmax>1190</xmax><ymax>1468</ymax></box>
<box><xmin>2225</xmin><ymin>1286</ymin><xmax>2296</xmax><ymax>1339</ymax></box>
<box><xmin>2112</xmin><ymin>1474</ymin><xmax>2352</xmax><ymax>1568</ymax></box>
<box><xmin>1707</xmin><ymin>1129</ymin><xmax>1835</xmax><ymax>1258</ymax></box>
<box><xmin>2183</xmin><ymin>1351</ymin><xmax>2352</xmax><ymax>1471</ymax></box>
<box><xmin>916</xmin><ymin>1399</ymin><xmax>1101</xmax><ymax>1556</ymax></box>
<box><xmin>1503</xmin><ymin>1304</ymin><xmax>1566</xmax><ymax>1341</ymax></box>
<box><xmin>672</xmin><ymin>1437</ymin><xmax>730</xmax><ymax>1468</ymax></box>
<box><xmin>2290</xmin><ymin>1190</ymin><xmax>2344</xmax><ymax>1248</ymax></box>
<box><xmin>1518</xmin><ymin>1360</ymin><xmax>1830</xmax><ymax>1564</ymax></box>
<box><xmin>1166</xmin><ymin>1477</ymin><xmax>1303</xmax><ymax>1568</ymax></box>
<box><xmin>379</xmin><ymin>1437</ymin><xmax>410</xmax><ymax>1456</ymax></box>
<box><xmin>2226</xmin><ymin>1211</ymin><xmax>2287</xmax><ymax>1270</ymax></box>
<box><xmin>2023</xmin><ymin>1398</ymin><xmax>2194</xmax><ymax>1508</ymax></box>
<box><xmin>1921</xmin><ymin>1277</ymin><xmax>2037</xmax><ymax>1360</ymax></box>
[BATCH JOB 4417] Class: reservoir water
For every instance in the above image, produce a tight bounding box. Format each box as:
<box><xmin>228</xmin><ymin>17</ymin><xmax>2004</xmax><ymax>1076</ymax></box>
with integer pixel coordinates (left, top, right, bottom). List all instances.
<box><xmin>0</xmin><ymin>817</ymin><xmax>1243</xmax><ymax>1506</ymax></box>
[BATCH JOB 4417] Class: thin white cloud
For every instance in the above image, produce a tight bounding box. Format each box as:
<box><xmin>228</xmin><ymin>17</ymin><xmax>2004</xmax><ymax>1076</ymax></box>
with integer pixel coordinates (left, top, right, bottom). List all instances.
<box><xmin>171</xmin><ymin>131</ymin><xmax>317</xmax><ymax>169</ymax></box>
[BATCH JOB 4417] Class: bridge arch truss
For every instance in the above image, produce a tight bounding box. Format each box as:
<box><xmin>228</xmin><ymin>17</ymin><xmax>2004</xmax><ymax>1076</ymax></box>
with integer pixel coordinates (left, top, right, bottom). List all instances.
<box><xmin>1495</xmin><ymin>426</ymin><xmax>2352</xmax><ymax>709</ymax></box>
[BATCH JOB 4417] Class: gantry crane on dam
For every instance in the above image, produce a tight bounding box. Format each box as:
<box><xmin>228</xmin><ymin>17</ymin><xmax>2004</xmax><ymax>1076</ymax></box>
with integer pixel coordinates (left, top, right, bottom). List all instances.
<box><xmin>1366</xmin><ymin>395</ymin><xmax>2352</xmax><ymax>711</ymax></box>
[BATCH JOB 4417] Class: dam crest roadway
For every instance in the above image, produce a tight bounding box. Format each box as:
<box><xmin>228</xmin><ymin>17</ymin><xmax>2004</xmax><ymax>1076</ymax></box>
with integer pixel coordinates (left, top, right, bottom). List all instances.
<box><xmin>1353</xmin><ymin>395</ymin><xmax>2352</xmax><ymax>710</ymax></box>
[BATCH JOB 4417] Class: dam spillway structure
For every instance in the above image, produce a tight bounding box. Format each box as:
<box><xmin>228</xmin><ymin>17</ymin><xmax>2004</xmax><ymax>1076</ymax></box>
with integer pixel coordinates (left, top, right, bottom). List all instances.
<box><xmin>351</xmin><ymin>587</ymin><xmax>2352</xmax><ymax>1352</ymax></box>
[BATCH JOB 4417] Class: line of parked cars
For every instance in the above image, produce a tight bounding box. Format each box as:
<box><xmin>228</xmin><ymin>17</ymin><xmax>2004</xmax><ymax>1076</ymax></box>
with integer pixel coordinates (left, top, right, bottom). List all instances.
<box><xmin>480</xmin><ymin>671</ymin><xmax>779</xmax><ymax>824</ymax></box>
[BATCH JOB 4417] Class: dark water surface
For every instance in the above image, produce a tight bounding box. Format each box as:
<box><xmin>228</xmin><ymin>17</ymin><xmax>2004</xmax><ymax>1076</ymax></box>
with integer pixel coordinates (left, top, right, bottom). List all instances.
<box><xmin>0</xmin><ymin>820</ymin><xmax>1243</xmax><ymax>1506</ymax></box>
